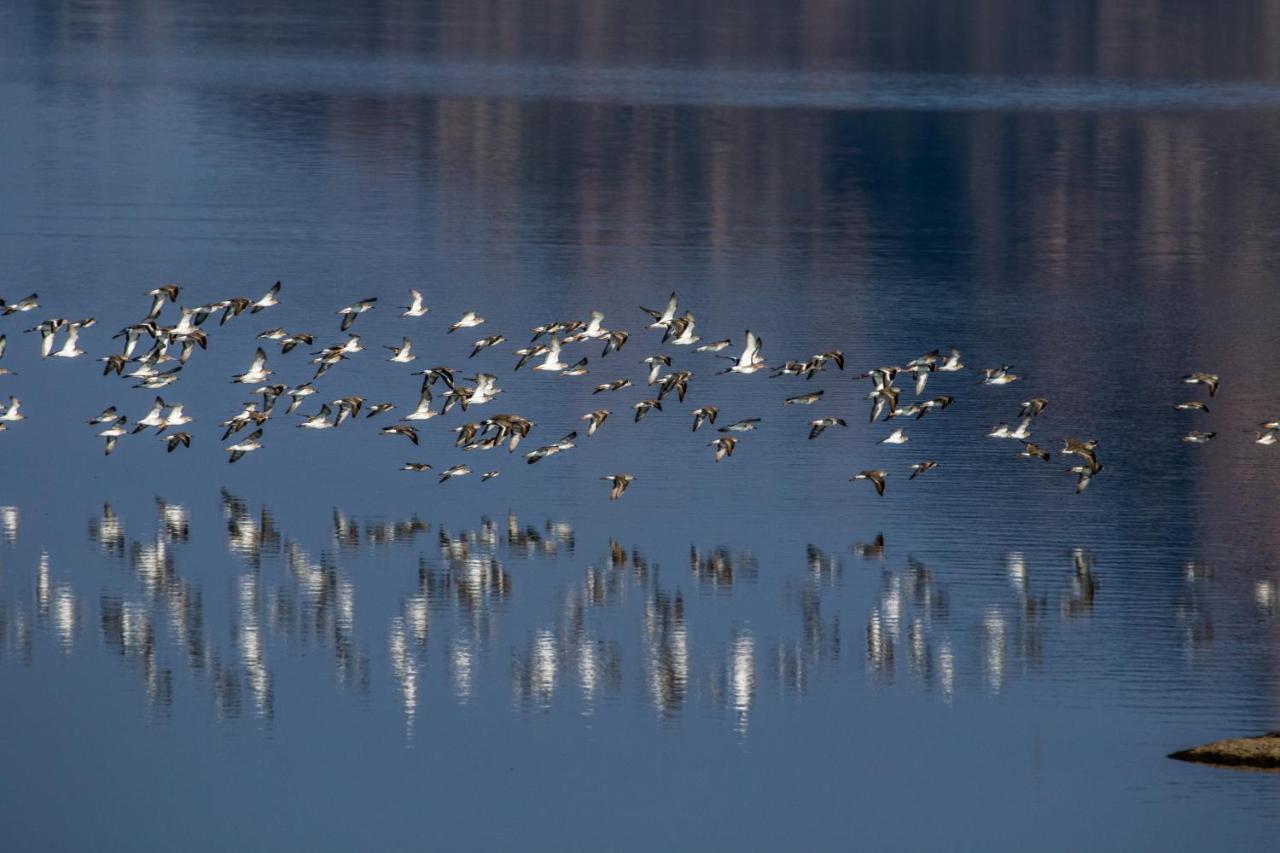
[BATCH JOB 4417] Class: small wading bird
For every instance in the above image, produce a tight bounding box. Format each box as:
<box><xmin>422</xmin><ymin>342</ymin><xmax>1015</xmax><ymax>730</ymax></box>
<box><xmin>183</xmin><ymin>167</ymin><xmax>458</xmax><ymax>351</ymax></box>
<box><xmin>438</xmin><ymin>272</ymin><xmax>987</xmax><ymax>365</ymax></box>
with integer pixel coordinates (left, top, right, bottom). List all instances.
<box><xmin>226</xmin><ymin>429</ymin><xmax>263</xmax><ymax>463</ymax></box>
<box><xmin>1183</xmin><ymin>372</ymin><xmax>1219</xmax><ymax>397</ymax></box>
<box><xmin>709</xmin><ymin>436</ymin><xmax>736</xmax><ymax>462</ymax></box>
<box><xmin>691</xmin><ymin>406</ymin><xmax>718</xmax><ymax>432</ymax></box>
<box><xmin>808</xmin><ymin>417</ymin><xmax>846</xmax><ymax>440</ymax></box>
<box><xmin>439</xmin><ymin>464</ymin><xmax>471</xmax><ymax>482</ymax></box>
<box><xmin>582</xmin><ymin>409</ymin><xmax>610</xmax><ymax>436</ymax></box>
<box><xmin>602</xmin><ymin>473</ymin><xmax>634</xmax><ymax>500</ymax></box>
<box><xmin>338</xmin><ymin>298</ymin><xmax>376</xmax><ymax>331</ymax></box>
<box><xmin>908</xmin><ymin>460</ymin><xmax>937</xmax><ymax>479</ymax></box>
<box><xmin>852</xmin><ymin>470</ymin><xmax>887</xmax><ymax>496</ymax></box>
<box><xmin>401</xmin><ymin>290</ymin><xmax>429</xmax><ymax>318</ymax></box>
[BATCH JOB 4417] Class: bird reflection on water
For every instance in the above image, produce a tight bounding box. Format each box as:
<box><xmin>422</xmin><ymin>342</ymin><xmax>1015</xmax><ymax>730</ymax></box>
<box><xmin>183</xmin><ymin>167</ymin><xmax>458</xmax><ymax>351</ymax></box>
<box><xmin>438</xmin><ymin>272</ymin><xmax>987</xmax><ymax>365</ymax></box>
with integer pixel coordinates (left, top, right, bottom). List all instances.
<box><xmin>0</xmin><ymin>495</ymin><xmax>1276</xmax><ymax>738</ymax></box>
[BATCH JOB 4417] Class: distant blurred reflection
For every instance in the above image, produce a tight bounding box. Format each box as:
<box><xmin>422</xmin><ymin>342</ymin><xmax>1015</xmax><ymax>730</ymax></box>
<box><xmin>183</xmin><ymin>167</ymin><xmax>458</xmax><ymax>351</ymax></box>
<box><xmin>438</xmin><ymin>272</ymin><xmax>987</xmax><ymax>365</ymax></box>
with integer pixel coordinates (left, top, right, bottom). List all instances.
<box><xmin>0</xmin><ymin>496</ymin><xmax>1271</xmax><ymax>736</ymax></box>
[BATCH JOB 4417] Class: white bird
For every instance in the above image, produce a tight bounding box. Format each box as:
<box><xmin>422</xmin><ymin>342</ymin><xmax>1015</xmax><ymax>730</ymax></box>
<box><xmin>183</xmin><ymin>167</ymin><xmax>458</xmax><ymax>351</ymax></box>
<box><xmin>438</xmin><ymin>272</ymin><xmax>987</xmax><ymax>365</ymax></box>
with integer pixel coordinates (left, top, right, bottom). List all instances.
<box><xmin>464</xmin><ymin>373</ymin><xmax>502</xmax><ymax>406</ymax></box>
<box><xmin>132</xmin><ymin>397</ymin><xmax>168</xmax><ymax>433</ymax></box>
<box><xmin>250</xmin><ymin>281</ymin><xmax>282</xmax><ymax>313</ymax></box>
<box><xmin>641</xmin><ymin>292</ymin><xmax>678</xmax><ymax>329</ymax></box>
<box><xmin>578</xmin><ymin>311</ymin><xmax>608</xmax><ymax>340</ymax></box>
<box><xmin>52</xmin><ymin>320</ymin><xmax>92</xmax><ymax>358</ymax></box>
<box><xmin>982</xmin><ymin>367</ymin><xmax>1019</xmax><ymax>386</ymax></box>
<box><xmin>439</xmin><ymin>464</ymin><xmax>471</xmax><ymax>482</ymax></box>
<box><xmin>172</xmin><ymin>307</ymin><xmax>198</xmax><ymax>336</ymax></box>
<box><xmin>232</xmin><ymin>348</ymin><xmax>272</xmax><ymax>384</ymax></box>
<box><xmin>403</xmin><ymin>380</ymin><xmax>438</xmax><ymax>421</ymax></box>
<box><xmin>1</xmin><ymin>293</ymin><xmax>39</xmax><ymax>316</ymax></box>
<box><xmin>99</xmin><ymin>416</ymin><xmax>128</xmax><ymax>455</ymax></box>
<box><xmin>33</xmin><ymin>320</ymin><xmax>60</xmax><ymax>359</ymax></box>
<box><xmin>534</xmin><ymin>337</ymin><xmax>567</xmax><ymax>372</ymax></box>
<box><xmin>338</xmin><ymin>298</ymin><xmax>376</xmax><ymax>331</ymax></box>
<box><xmin>0</xmin><ymin>397</ymin><xmax>24</xmax><ymax>422</ymax></box>
<box><xmin>387</xmin><ymin>338</ymin><xmax>415</xmax><ymax>363</ymax></box>
<box><xmin>808</xmin><ymin>417</ymin><xmax>847</xmax><ymax>440</ymax></box>
<box><xmin>720</xmin><ymin>330</ymin><xmax>766</xmax><ymax>375</ymax></box>
<box><xmin>400</xmin><ymin>290</ymin><xmax>429</xmax><ymax>318</ymax></box>
<box><xmin>938</xmin><ymin>349</ymin><xmax>964</xmax><ymax>372</ymax></box>
<box><xmin>299</xmin><ymin>404</ymin><xmax>336</xmax><ymax>429</ymax></box>
<box><xmin>225</xmin><ymin>429</ymin><xmax>264</xmax><ymax>463</ymax></box>
<box><xmin>134</xmin><ymin>367</ymin><xmax>182</xmax><ymax>389</ymax></box>
<box><xmin>880</xmin><ymin>428</ymin><xmax>909</xmax><ymax>445</ymax></box>
<box><xmin>448</xmin><ymin>311</ymin><xmax>485</xmax><ymax>334</ymax></box>
<box><xmin>88</xmin><ymin>406</ymin><xmax>118</xmax><ymax>425</ymax></box>
<box><xmin>643</xmin><ymin>355</ymin><xmax>671</xmax><ymax>385</ymax></box>
<box><xmin>286</xmin><ymin>384</ymin><xmax>315</xmax><ymax>414</ymax></box>
<box><xmin>160</xmin><ymin>403</ymin><xmax>192</xmax><ymax>431</ymax></box>
<box><xmin>665</xmin><ymin>312</ymin><xmax>700</xmax><ymax>346</ymax></box>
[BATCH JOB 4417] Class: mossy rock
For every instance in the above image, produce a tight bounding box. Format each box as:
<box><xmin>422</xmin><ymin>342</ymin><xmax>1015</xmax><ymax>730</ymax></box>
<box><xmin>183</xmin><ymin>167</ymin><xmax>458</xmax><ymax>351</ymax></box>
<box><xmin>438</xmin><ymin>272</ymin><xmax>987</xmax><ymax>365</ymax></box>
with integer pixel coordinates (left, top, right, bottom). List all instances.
<box><xmin>1169</xmin><ymin>732</ymin><xmax>1280</xmax><ymax>769</ymax></box>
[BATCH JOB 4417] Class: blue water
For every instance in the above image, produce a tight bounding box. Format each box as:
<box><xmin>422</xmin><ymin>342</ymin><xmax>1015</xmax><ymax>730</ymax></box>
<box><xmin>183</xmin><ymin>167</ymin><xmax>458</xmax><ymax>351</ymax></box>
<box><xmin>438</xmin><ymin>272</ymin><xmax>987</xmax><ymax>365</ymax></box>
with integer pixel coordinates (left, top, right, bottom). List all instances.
<box><xmin>2</xmin><ymin>1</ymin><xmax>1280</xmax><ymax>850</ymax></box>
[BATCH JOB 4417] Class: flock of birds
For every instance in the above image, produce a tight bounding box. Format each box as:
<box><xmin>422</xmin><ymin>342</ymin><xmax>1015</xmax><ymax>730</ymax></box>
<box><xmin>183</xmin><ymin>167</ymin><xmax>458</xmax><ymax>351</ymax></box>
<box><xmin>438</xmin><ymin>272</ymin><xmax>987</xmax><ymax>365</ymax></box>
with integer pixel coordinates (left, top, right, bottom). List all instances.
<box><xmin>0</xmin><ymin>285</ymin><xmax>1254</xmax><ymax>500</ymax></box>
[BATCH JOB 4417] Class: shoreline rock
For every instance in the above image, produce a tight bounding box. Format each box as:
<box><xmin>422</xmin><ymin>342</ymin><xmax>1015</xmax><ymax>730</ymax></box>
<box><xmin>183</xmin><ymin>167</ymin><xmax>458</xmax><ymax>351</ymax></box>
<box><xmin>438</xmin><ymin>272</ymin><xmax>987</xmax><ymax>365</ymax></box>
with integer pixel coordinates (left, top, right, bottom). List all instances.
<box><xmin>1169</xmin><ymin>732</ymin><xmax>1280</xmax><ymax>769</ymax></box>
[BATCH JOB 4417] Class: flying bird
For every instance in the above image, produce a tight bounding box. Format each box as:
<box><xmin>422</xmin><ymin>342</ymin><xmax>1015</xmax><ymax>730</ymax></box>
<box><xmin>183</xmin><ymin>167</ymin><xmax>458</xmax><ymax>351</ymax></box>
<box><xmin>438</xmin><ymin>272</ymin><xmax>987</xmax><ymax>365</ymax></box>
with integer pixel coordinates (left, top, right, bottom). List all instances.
<box><xmin>602</xmin><ymin>474</ymin><xmax>635</xmax><ymax>500</ymax></box>
<box><xmin>852</xmin><ymin>470</ymin><xmax>887</xmax><ymax>496</ymax></box>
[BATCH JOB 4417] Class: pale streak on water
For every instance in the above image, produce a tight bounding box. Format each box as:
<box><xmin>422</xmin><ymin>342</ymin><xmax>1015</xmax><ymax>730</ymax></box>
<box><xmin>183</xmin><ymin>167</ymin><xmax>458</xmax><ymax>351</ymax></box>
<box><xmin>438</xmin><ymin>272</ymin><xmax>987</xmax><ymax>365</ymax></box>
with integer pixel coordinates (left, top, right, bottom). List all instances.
<box><xmin>2</xmin><ymin>1</ymin><xmax>1280</xmax><ymax>850</ymax></box>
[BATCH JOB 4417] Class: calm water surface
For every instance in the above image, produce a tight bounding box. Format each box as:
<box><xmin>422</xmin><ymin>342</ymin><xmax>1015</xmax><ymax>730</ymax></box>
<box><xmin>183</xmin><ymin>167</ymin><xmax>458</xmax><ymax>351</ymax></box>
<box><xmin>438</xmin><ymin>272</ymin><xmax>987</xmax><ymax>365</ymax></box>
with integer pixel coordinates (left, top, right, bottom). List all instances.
<box><xmin>2</xmin><ymin>1</ymin><xmax>1280</xmax><ymax>850</ymax></box>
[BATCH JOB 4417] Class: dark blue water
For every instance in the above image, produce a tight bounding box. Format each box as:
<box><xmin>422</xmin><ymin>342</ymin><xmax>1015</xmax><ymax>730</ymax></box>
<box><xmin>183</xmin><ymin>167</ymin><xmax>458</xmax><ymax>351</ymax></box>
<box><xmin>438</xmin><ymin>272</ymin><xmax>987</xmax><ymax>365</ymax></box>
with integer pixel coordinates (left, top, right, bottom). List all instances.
<box><xmin>2</xmin><ymin>1</ymin><xmax>1280</xmax><ymax>850</ymax></box>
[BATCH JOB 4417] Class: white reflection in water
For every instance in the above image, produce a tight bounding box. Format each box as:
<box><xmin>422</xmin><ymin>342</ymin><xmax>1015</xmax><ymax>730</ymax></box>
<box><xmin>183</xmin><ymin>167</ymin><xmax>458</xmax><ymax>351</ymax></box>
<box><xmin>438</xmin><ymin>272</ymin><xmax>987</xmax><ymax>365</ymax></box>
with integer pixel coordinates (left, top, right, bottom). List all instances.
<box><xmin>982</xmin><ymin>608</ymin><xmax>1008</xmax><ymax>695</ymax></box>
<box><xmin>937</xmin><ymin>640</ymin><xmax>956</xmax><ymax>705</ymax></box>
<box><xmin>450</xmin><ymin>637</ymin><xmax>475</xmax><ymax>703</ymax></box>
<box><xmin>730</xmin><ymin>631</ymin><xmax>755</xmax><ymax>735</ymax></box>
<box><xmin>882</xmin><ymin>582</ymin><xmax>902</xmax><ymax>640</ymax></box>
<box><xmin>577</xmin><ymin>639</ymin><xmax>599</xmax><ymax>713</ymax></box>
<box><xmin>1256</xmin><ymin>580</ymin><xmax>1277</xmax><ymax>614</ymax></box>
<box><xmin>1007</xmin><ymin>552</ymin><xmax>1027</xmax><ymax>596</ymax></box>
<box><xmin>157</xmin><ymin>499</ymin><xmax>189</xmax><ymax>543</ymax></box>
<box><xmin>121</xmin><ymin>601</ymin><xmax>150</xmax><ymax>654</ymax></box>
<box><xmin>53</xmin><ymin>584</ymin><xmax>75</xmax><ymax>652</ymax></box>
<box><xmin>237</xmin><ymin>573</ymin><xmax>272</xmax><ymax>719</ymax></box>
<box><xmin>644</xmin><ymin>593</ymin><xmax>688</xmax><ymax>718</ymax></box>
<box><xmin>388</xmin><ymin>616</ymin><xmax>419</xmax><ymax>735</ymax></box>
<box><xmin>907</xmin><ymin>616</ymin><xmax>928</xmax><ymax>684</ymax></box>
<box><xmin>89</xmin><ymin>504</ymin><xmax>125</xmax><ymax>556</ymax></box>
<box><xmin>35</xmin><ymin>553</ymin><xmax>50</xmax><ymax>618</ymax></box>
<box><xmin>866</xmin><ymin>608</ymin><xmax>892</xmax><ymax>679</ymax></box>
<box><xmin>337</xmin><ymin>579</ymin><xmax>355</xmax><ymax>635</ymax></box>
<box><xmin>531</xmin><ymin>629</ymin><xmax>559</xmax><ymax>709</ymax></box>
<box><xmin>133</xmin><ymin>538</ymin><xmax>169</xmax><ymax>597</ymax></box>
<box><xmin>0</xmin><ymin>506</ymin><xmax>16</xmax><ymax>545</ymax></box>
<box><xmin>3</xmin><ymin>496</ymin><xmax>1272</xmax><ymax>746</ymax></box>
<box><xmin>404</xmin><ymin>594</ymin><xmax>428</xmax><ymax>649</ymax></box>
